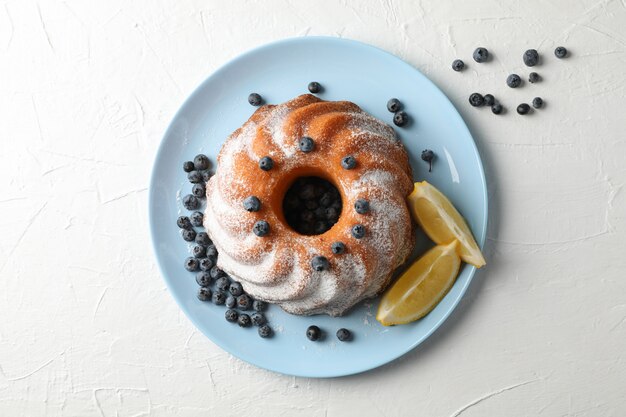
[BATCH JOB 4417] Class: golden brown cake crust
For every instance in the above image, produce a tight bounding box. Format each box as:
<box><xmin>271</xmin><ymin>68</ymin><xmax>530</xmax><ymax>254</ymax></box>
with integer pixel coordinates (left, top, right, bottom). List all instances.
<box><xmin>204</xmin><ymin>94</ymin><xmax>414</xmax><ymax>316</ymax></box>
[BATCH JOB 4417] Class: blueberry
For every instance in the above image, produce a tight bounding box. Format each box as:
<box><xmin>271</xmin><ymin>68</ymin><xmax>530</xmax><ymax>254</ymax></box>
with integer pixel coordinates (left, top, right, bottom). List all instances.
<box><xmin>336</xmin><ymin>328</ymin><xmax>352</xmax><ymax>342</ymax></box>
<box><xmin>192</xmin><ymin>244</ymin><xmax>206</xmax><ymax>258</ymax></box>
<box><xmin>320</xmin><ymin>192</ymin><xmax>332</xmax><ymax>207</ymax></box>
<box><xmin>354</xmin><ymin>199</ymin><xmax>370</xmax><ymax>214</ymax></box>
<box><xmin>199</xmin><ymin>257</ymin><xmax>214</xmax><ymax>272</ymax></box>
<box><xmin>193</xmin><ymin>154</ymin><xmax>210</xmax><ymax>170</ymax></box>
<box><xmin>312</xmin><ymin>221</ymin><xmax>326</xmax><ymax>234</ymax></box>
<box><xmin>229</xmin><ymin>281</ymin><xmax>244</xmax><ymax>296</ymax></box>
<box><xmin>313</xmin><ymin>184</ymin><xmax>325</xmax><ymax>197</ymax></box>
<box><xmin>183</xmin><ymin>194</ymin><xmax>199</xmax><ymax>210</ymax></box>
<box><xmin>210</xmin><ymin>266</ymin><xmax>225</xmax><ymax>279</ymax></box>
<box><xmin>237</xmin><ymin>294</ymin><xmax>251</xmax><ymax>310</ymax></box>
<box><xmin>305</xmin><ymin>200</ymin><xmax>318</xmax><ymax>210</ymax></box>
<box><xmin>201</xmin><ymin>170</ymin><xmax>212</xmax><ymax>182</ymax></box>
<box><xmin>473</xmin><ymin>47</ymin><xmax>489</xmax><ymax>63</ymax></box>
<box><xmin>243</xmin><ymin>196</ymin><xmax>261</xmax><ymax>212</ymax></box>
<box><xmin>300</xmin><ymin>210</ymin><xmax>315</xmax><ymax>223</ymax></box>
<box><xmin>252</xmin><ymin>300</ymin><xmax>267</xmax><ymax>312</ymax></box>
<box><xmin>237</xmin><ymin>313</ymin><xmax>251</xmax><ymax>327</ymax></box>
<box><xmin>421</xmin><ymin>149</ymin><xmax>435</xmax><ymax>173</ymax></box>
<box><xmin>523</xmin><ymin>49</ymin><xmax>539</xmax><ymax>67</ymax></box>
<box><xmin>197</xmin><ymin>287</ymin><xmax>211</xmax><ymax>301</ymax></box>
<box><xmin>341</xmin><ymin>155</ymin><xmax>356</xmax><ymax>170</ymax></box>
<box><xmin>299</xmin><ymin>223</ymin><xmax>314</xmax><ymax>235</ymax></box>
<box><xmin>177</xmin><ymin>216</ymin><xmax>192</xmax><ymax>229</ymax></box>
<box><xmin>529</xmin><ymin>72</ymin><xmax>540</xmax><ymax>83</ymax></box>
<box><xmin>554</xmin><ymin>46</ymin><xmax>568</xmax><ymax>58</ymax></box>
<box><xmin>310</xmin><ymin>256</ymin><xmax>328</xmax><ymax>272</ymax></box>
<box><xmin>331</xmin><ymin>242</ymin><xmax>345</xmax><ymax>254</ymax></box>
<box><xmin>225</xmin><ymin>296</ymin><xmax>236</xmax><ymax>309</ymax></box>
<box><xmin>225</xmin><ymin>309</ymin><xmax>238</xmax><ymax>322</ymax></box>
<box><xmin>387</xmin><ymin>98</ymin><xmax>402</xmax><ymax>113</ymax></box>
<box><xmin>259</xmin><ymin>156</ymin><xmax>274</xmax><ymax>171</ymax></box>
<box><xmin>184</xmin><ymin>257</ymin><xmax>199</xmax><ymax>272</ymax></box>
<box><xmin>393</xmin><ymin>111</ymin><xmax>408</xmax><ymax>127</ymax></box>
<box><xmin>183</xmin><ymin>161</ymin><xmax>195</xmax><ymax>172</ymax></box>
<box><xmin>195</xmin><ymin>232</ymin><xmax>210</xmax><ymax>245</ymax></box>
<box><xmin>324</xmin><ymin>207</ymin><xmax>339</xmax><ymax>222</ymax></box>
<box><xmin>191</xmin><ymin>183</ymin><xmax>206</xmax><ymax>198</ymax></box>
<box><xmin>299</xmin><ymin>136</ymin><xmax>315</xmax><ymax>153</ymax></box>
<box><xmin>517</xmin><ymin>103</ymin><xmax>531</xmax><ymax>115</ymax></box>
<box><xmin>532</xmin><ymin>97</ymin><xmax>543</xmax><ymax>109</ymax></box>
<box><xmin>483</xmin><ymin>94</ymin><xmax>495</xmax><ymax>107</ymax></box>
<box><xmin>299</xmin><ymin>183</ymin><xmax>316</xmax><ymax>200</ymax></box>
<box><xmin>251</xmin><ymin>312</ymin><xmax>266</xmax><ymax>326</ymax></box>
<box><xmin>308</xmin><ymin>81</ymin><xmax>322</xmax><ymax>93</ymax></box>
<box><xmin>451</xmin><ymin>59</ymin><xmax>465</xmax><ymax>72</ymax></box>
<box><xmin>258</xmin><ymin>324</ymin><xmax>272</xmax><ymax>338</ymax></box>
<box><xmin>187</xmin><ymin>170</ymin><xmax>203</xmax><ymax>184</ymax></box>
<box><xmin>506</xmin><ymin>74</ymin><xmax>522</xmax><ymax>88</ymax></box>
<box><xmin>306</xmin><ymin>325</ymin><xmax>321</xmax><ymax>341</ymax></box>
<box><xmin>351</xmin><ymin>224</ymin><xmax>365</xmax><ymax>239</ymax></box>
<box><xmin>206</xmin><ymin>244</ymin><xmax>218</xmax><ymax>258</ymax></box>
<box><xmin>285</xmin><ymin>194</ymin><xmax>300</xmax><ymax>210</ymax></box>
<box><xmin>196</xmin><ymin>271</ymin><xmax>211</xmax><ymax>286</ymax></box>
<box><xmin>248</xmin><ymin>93</ymin><xmax>262</xmax><ymax>106</ymax></box>
<box><xmin>181</xmin><ymin>229</ymin><xmax>196</xmax><ymax>242</ymax></box>
<box><xmin>469</xmin><ymin>93</ymin><xmax>484</xmax><ymax>107</ymax></box>
<box><xmin>253</xmin><ymin>220</ymin><xmax>270</xmax><ymax>237</ymax></box>
<box><xmin>491</xmin><ymin>103</ymin><xmax>503</xmax><ymax>115</ymax></box>
<box><xmin>190</xmin><ymin>211</ymin><xmax>203</xmax><ymax>227</ymax></box>
<box><xmin>421</xmin><ymin>149</ymin><xmax>434</xmax><ymax>163</ymax></box>
<box><xmin>212</xmin><ymin>291</ymin><xmax>226</xmax><ymax>305</ymax></box>
<box><xmin>215</xmin><ymin>276</ymin><xmax>230</xmax><ymax>291</ymax></box>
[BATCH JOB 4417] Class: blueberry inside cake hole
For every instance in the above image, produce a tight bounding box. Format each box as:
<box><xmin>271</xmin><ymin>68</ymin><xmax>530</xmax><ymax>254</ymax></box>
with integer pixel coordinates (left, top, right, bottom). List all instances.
<box><xmin>282</xmin><ymin>176</ymin><xmax>342</xmax><ymax>235</ymax></box>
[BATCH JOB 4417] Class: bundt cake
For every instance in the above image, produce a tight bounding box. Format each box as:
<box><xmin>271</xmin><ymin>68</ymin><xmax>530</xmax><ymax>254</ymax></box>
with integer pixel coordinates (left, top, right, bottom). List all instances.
<box><xmin>203</xmin><ymin>94</ymin><xmax>414</xmax><ymax>316</ymax></box>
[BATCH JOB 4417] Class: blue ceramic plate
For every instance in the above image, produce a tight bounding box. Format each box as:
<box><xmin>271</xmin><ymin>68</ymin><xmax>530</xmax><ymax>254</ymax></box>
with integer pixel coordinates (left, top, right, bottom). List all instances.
<box><xmin>149</xmin><ymin>37</ymin><xmax>487</xmax><ymax>378</ymax></box>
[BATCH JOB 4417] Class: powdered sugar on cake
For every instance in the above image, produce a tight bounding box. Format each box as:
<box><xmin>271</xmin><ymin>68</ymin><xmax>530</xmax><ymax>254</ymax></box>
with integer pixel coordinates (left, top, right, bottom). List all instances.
<box><xmin>204</xmin><ymin>94</ymin><xmax>414</xmax><ymax>316</ymax></box>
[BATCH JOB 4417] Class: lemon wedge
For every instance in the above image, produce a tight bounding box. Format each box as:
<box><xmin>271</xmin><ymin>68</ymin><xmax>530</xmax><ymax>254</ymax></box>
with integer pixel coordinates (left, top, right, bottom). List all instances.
<box><xmin>377</xmin><ymin>241</ymin><xmax>461</xmax><ymax>326</ymax></box>
<box><xmin>408</xmin><ymin>181</ymin><xmax>486</xmax><ymax>268</ymax></box>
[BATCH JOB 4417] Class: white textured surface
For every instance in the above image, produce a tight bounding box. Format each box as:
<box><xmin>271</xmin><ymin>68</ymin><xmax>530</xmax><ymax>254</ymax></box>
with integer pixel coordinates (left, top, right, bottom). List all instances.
<box><xmin>1</xmin><ymin>0</ymin><xmax>625</xmax><ymax>415</ymax></box>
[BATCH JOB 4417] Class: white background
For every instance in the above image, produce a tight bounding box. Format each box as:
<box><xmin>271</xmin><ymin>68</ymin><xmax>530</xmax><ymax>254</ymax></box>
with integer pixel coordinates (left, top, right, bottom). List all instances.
<box><xmin>1</xmin><ymin>0</ymin><xmax>625</xmax><ymax>415</ymax></box>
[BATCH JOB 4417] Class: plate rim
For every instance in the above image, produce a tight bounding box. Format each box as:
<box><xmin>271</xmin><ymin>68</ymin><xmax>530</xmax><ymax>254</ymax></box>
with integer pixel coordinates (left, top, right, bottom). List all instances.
<box><xmin>148</xmin><ymin>35</ymin><xmax>488</xmax><ymax>378</ymax></box>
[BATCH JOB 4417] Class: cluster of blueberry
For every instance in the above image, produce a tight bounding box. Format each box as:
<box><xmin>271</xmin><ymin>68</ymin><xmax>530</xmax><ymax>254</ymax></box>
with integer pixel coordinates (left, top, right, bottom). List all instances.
<box><xmin>306</xmin><ymin>325</ymin><xmax>352</xmax><ymax>342</ymax></box>
<box><xmin>178</xmin><ymin>154</ymin><xmax>273</xmax><ymax>338</ymax></box>
<box><xmin>386</xmin><ymin>98</ymin><xmax>409</xmax><ymax>127</ymax></box>
<box><xmin>453</xmin><ymin>46</ymin><xmax>568</xmax><ymax>115</ymax></box>
<box><xmin>181</xmin><ymin>154</ymin><xmax>211</xmax><ymax>210</ymax></box>
<box><xmin>387</xmin><ymin>98</ymin><xmax>437</xmax><ymax>173</ymax></box>
<box><xmin>468</xmin><ymin>92</ymin><xmax>505</xmax><ymax>115</ymax></box>
<box><xmin>283</xmin><ymin>176</ymin><xmax>342</xmax><ymax>236</ymax></box>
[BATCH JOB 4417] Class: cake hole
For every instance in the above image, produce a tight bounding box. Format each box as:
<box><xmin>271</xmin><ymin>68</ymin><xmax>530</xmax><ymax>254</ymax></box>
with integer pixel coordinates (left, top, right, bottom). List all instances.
<box><xmin>282</xmin><ymin>176</ymin><xmax>342</xmax><ymax>235</ymax></box>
